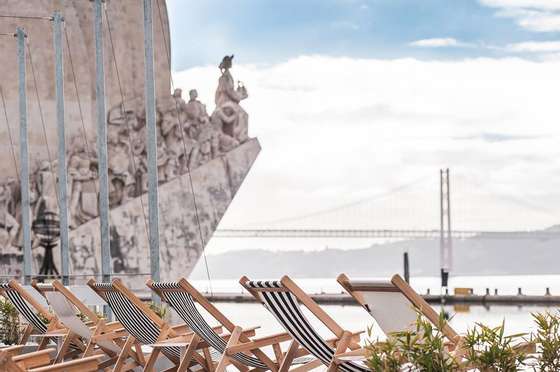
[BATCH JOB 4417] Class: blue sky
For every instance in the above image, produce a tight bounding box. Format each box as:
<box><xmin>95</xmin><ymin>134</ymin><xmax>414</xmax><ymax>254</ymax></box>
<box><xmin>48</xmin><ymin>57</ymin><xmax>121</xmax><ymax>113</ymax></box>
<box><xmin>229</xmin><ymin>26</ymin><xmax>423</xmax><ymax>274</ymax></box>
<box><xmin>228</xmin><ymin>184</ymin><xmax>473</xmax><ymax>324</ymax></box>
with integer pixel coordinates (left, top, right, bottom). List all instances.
<box><xmin>168</xmin><ymin>0</ymin><xmax>560</xmax><ymax>254</ymax></box>
<box><xmin>167</xmin><ymin>0</ymin><xmax>560</xmax><ymax>69</ymax></box>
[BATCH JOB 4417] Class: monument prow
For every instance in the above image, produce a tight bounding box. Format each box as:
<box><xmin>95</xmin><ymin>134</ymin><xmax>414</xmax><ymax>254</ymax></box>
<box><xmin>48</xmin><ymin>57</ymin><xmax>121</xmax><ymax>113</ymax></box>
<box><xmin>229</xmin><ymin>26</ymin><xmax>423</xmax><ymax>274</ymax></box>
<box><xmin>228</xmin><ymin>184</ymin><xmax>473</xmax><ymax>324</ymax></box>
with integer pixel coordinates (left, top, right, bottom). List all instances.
<box><xmin>0</xmin><ymin>2</ymin><xmax>258</xmax><ymax>284</ymax></box>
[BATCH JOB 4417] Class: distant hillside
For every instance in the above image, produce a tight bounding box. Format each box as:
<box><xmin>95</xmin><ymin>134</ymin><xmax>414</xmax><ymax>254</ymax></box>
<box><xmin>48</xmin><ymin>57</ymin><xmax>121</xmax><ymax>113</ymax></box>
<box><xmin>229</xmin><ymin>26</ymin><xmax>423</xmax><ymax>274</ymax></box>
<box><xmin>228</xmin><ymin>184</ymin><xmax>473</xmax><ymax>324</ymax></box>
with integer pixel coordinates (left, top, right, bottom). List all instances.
<box><xmin>191</xmin><ymin>235</ymin><xmax>560</xmax><ymax>279</ymax></box>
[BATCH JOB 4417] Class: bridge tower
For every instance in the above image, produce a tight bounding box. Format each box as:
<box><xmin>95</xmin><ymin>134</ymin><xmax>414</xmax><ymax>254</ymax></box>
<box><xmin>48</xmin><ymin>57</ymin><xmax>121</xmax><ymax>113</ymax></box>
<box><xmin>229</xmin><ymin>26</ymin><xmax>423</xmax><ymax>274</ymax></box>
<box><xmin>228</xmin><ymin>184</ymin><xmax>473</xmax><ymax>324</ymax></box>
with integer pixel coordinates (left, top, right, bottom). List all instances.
<box><xmin>440</xmin><ymin>168</ymin><xmax>452</xmax><ymax>288</ymax></box>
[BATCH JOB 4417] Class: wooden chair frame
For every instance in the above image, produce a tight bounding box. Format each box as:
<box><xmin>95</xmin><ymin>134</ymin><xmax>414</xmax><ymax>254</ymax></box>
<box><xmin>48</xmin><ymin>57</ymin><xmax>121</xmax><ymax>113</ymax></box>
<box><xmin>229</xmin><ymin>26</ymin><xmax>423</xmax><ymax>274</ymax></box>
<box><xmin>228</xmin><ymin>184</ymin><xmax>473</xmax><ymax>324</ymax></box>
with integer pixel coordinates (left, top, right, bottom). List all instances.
<box><xmin>148</xmin><ymin>277</ymin><xmax>314</xmax><ymax>372</ymax></box>
<box><xmin>0</xmin><ymin>280</ymin><xmax>84</xmax><ymax>359</ymax></box>
<box><xmin>32</xmin><ymin>280</ymin><xmax>131</xmax><ymax>368</ymax></box>
<box><xmin>0</xmin><ymin>348</ymin><xmax>102</xmax><ymax>372</ymax></box>
<box><xmin>240</xmin><ymin>275</ymin><xmax>364</xmax><ymax>372</ymax></box>
<box><xmin>337</xmin><ymin>273</ymin><xmax>460</xmax><ymax>342</ymax></box>
<box><xmin>88</xmin><ymin>278</ymin><xmax>216</xmax><ymax>372</ymax></box>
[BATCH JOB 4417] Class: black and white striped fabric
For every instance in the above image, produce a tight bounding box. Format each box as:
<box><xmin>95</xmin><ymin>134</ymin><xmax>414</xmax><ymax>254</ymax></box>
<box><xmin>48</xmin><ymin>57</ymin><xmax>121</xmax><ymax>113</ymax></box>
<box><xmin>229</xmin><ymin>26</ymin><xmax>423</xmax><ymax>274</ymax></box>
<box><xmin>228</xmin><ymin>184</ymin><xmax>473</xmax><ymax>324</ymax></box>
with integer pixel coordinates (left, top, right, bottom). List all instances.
<box><xmin>0</xmin><ymin>283</ymin><xmax>48</xmax><ymax>333</ymax></box>
<box><xmin>246</xmin><ymin>281</ymin><xmax>369</xmax><ymax>372</ymax></box>
<box><xmin>90</xmin><ymin>283</ymin><xmax>181</xmax><ymax>362</ymax></box>
<box><xmin>151</xmin><ymin>282</ymin><xmax>268</xmax><ymax>369</ymax></box>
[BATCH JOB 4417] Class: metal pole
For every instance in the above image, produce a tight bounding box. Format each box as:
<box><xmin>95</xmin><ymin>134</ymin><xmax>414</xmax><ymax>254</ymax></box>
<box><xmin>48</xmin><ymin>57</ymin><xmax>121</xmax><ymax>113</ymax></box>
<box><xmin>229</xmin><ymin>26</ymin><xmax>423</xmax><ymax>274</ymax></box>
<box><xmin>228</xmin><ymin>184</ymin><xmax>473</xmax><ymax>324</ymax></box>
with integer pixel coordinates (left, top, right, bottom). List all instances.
<box><xmin>446</xmin><ymin>168</ymin><xmax>452</xmax><ymax>273</ymax></box>
<box><xmin>53</xmin><ymin>11</ymin><xmax>70</xmax><ymax>285</ymax></box>
<box><xmin>17</xmin><ymin>28</ymin><xmax>32</xmax><ymax>285</ymax></box>
<box><xmin>439</xmin><ymin>169</ymin><xmax>444</xmax><ymax>283</ymax></box>
<box><xmin>143</xmin><ymin>0</ymin><xmax>160</xmax><ymax>290</ymax></box>
<box><xmin>94</xmin><ymin>0</ymin><xmax>111</xmax><ymax>283</ymax></box>
<box><xmin>403</xmin><ymin>252</ymin><xmax>410</xmax><ymax>283</ymax></box>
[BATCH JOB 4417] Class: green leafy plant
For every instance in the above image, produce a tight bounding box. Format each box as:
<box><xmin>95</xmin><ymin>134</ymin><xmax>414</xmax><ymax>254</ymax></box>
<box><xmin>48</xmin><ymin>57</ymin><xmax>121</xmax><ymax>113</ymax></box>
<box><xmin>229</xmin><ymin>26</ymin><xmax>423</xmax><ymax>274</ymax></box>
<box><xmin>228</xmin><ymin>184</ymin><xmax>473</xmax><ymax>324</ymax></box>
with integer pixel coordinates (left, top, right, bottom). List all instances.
<box><xmin>532</xmin><ymin>311</ymin><xmax>560</xmax><ymax>371</ymax></box>
<box><xmin>463</xmin><ymin>320</ymin><xmax>529</xmax><ymax>372</ymax></box>
<box><xmin>0</xmin><ymin>298</ymin><xmax>20</xmax><ymax>345</ymax></box>
<box><xmin>398</xmin><ymin>312</ymin><xmax>459</xmax><ymax>371</ymax></box>
<box><xmin>366</xmin><ymin>311</ymin><xmax>459</xmax><ymax>372</ymax></box>
<box><xmin>366</xmin><ymin>327</ymin><xmax>404</xmax><ymax>372</ymax></box>
<box><xmin>148</xmin><ymin>301</ymin><xmax>168</xmax><ymax>320</ymax></box>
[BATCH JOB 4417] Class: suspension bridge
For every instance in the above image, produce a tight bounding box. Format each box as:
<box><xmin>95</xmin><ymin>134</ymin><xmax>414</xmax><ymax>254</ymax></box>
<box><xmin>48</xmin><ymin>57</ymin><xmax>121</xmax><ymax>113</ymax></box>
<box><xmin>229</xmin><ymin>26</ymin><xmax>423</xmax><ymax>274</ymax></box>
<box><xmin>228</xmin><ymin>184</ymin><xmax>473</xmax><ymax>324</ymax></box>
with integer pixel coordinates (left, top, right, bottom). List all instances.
<box><xmin>214</xmin><ymin>168</ymin><xmax>560</xmax><ymax>241</ymax></box>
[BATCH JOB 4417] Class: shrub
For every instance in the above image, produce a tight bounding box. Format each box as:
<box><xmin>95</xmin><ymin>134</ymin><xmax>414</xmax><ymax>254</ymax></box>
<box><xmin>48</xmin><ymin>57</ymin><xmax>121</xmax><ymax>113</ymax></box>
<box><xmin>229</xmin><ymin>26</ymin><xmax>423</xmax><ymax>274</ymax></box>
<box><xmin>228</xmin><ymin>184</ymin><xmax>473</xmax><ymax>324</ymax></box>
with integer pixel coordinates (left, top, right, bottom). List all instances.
<box><xmin>148</xmin><ymin>301</ymin><xmax>169</xmax><ymax>320</ymax></box>
<box><xmin>532</xmin><ymin>311</ymin><xmax>560</xmax><ymax>371</ymax></box>
<box><xmin>367</xmin><ymin>311</ymin><xmax>459</xmax><ymax>372</ymax></box>
<box><xmin>0</xmin><ymin>298</ymin><xmax>20</xmax><ymax>345</ymax></box>
<box><xmin>462</xmin><ymin>320</ymin><xmax>529</xmax><ymax>371</ymax></box>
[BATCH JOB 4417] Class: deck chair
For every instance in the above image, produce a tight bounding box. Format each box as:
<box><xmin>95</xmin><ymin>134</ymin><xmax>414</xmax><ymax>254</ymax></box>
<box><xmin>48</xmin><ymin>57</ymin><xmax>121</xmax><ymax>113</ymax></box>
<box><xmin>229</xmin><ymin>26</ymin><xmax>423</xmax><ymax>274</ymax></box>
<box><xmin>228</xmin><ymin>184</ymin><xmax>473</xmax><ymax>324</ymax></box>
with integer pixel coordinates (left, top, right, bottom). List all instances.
<box><xmin>0</xmin><ymin>280</ymin><xmax>83</xmax><ymax>356</ymax></box>
<box><xmin>0</xmin><ymin>348</ymin><xmax>102</xmax><ymax>372</ymax></box>
<box><xmin>88</xmin><ymin>278</ymin><xmax>216</xmax><ymax>372</ymax></box>
<box><xmin>148</xmin><ymin>278</ymin><xmax>315</xmax><ymax>372</ymax></box>
<box><xmin>240</xmin><ymin>276</ymin><xmax>366</xmax><ymax>372</ymax></box>
<box><xmin>31</xmin><ymin>280</ymin><xmax>132</xmax><ymax>368</ymax></box>
<box><xmin>337</xmin><ymin>273</ymin><xmax>460</xmax><ymax>343</ymax></box>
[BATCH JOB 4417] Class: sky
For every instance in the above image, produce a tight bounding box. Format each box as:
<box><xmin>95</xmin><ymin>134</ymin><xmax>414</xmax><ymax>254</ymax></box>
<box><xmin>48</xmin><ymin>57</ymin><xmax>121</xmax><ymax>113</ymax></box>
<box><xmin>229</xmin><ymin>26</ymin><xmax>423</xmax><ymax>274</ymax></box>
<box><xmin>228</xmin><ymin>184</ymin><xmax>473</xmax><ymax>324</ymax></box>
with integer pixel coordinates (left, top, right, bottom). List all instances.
<box><xmin>166</xmin><ymin>0</ymin><xmax>560</xmax><ymax>254</ymax></box>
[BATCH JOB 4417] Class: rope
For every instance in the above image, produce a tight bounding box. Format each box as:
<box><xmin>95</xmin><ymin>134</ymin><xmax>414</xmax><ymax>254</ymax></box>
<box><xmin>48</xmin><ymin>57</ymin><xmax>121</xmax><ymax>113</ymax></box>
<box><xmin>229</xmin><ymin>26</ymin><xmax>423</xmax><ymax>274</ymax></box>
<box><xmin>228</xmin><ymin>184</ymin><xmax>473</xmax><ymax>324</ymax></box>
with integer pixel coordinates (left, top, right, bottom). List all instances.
<box><xmin>103</xmin><ymin>6</ymin><xmax>151</xmax><ymax>242</ymax></box>
<box><xmin>155</xmin><ymin>0</ymin><xmax>213</xmax><ymax>293</ymax></box>
<box><xmin>0</xmin><ymin>86</ymin><xmax>19</xmax><ymax>180</ymax></box>
<box><xmin>64</xmin><ymin>28</ymin><xmax>94</xmax><ymax>164</ymax></box>
<box><xmin>25</xmin><ymin>38</ymin><xmax>61</xmax><ymax>210</ymax></box>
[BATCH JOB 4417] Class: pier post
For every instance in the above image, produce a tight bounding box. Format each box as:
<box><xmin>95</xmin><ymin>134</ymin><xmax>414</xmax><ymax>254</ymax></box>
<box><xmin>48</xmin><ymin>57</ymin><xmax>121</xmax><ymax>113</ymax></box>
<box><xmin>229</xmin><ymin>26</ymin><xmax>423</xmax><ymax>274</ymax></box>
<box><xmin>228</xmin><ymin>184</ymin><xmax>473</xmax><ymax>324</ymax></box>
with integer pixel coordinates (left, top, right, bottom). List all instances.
<box><xmin>53</xmin><ymin>11</ymin><xmax>70</xmax><ymax>285</ymax></box>
<box><xmin>143</xmin><ymin>0</ymin><xmax>161</xmax><ymax>298</ymax></box>
<box><xmin>17</xmin><ymin>27</ymin><xmax>32</xmax><ymax>285</ymax></box>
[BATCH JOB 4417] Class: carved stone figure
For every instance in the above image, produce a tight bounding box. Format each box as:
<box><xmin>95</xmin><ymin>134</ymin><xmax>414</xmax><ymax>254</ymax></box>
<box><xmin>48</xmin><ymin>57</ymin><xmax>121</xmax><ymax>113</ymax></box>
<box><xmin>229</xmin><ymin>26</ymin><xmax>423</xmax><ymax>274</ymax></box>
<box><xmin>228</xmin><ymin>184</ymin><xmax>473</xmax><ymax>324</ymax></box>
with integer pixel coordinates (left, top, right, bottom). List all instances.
<box><xmin>34</xmin><ymin>160</ymin><xmax>58</xmax><ymax>217</ymax></box>
<box><xmin>211</xmin><ymin>55</ymin><xmax>249</xmax><ymax>143</ymax></box>
<box><xmin>0</xmin><ymin>184</ymin><xmax>19</xmax><ymax>254</ymax></box>
<box><xmin>68</xmin><ymin>139</ymin><xmax>98</xmax><ymax>227</ymax></box>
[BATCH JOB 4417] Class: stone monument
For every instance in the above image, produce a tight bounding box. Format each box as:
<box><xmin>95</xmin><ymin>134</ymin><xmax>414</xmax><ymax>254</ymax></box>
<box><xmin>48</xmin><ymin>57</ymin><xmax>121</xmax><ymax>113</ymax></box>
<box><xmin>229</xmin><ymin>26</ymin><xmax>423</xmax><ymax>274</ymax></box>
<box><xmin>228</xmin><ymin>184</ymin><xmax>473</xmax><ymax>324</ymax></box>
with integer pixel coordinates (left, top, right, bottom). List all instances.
<box><xmin>0</xmin><ymin>1</ymin><xmax>260</xmax><ymax>286</ymax></box>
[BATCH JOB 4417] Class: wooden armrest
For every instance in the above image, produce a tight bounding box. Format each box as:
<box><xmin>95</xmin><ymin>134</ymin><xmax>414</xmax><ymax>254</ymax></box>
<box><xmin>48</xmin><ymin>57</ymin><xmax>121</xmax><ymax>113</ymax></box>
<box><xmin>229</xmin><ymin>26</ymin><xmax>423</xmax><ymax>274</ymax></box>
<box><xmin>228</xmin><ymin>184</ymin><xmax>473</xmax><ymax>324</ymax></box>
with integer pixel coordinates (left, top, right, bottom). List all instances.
<box><xmin>150</xmin><ymin>341</ymin><xmax>192</xmax><ymax>348</ymax></box>
<box><xmin>13</xmin><ymin>349</ymin><xmax>55</xmax><ymax>369</ymax></box>
<box><xmin>226</xmin><ymin>332</ymin><xmax>291</xmax><ymax>355</ymax></box>
<box><xmin>92</xmin><ymin>329</ymin><xmax>129</xmax><ymax>341</ymax></box>
<box><xmin>28</xmin><ymin>355</ymin><xmax>102</xmax><ymax>372</ymax></box>
<box><xmin>32</xmin><ymin>332</ymin><xmax>68</xmax><ymax>338</ymax></box>
<box><xmin>334</xmin><ymin>348</ymin><xmax>367</xmax><ymax>363</ymax></box>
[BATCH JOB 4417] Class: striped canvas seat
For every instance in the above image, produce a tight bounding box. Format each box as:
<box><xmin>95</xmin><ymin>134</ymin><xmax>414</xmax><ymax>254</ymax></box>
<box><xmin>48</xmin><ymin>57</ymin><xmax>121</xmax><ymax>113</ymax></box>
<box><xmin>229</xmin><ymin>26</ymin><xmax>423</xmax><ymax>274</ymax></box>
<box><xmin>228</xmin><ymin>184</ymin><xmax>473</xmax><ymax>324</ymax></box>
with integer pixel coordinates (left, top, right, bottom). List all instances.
<box><xmin>0</xmin><ymin>283</ymin><xmax>48</xmax><ymax>334</ymax></box>
<box><xmin>89</xmin><ymin>282</ymin><xmax>182</xmax><ymax>363</ymax></box>
<box><xmin>245</xmin><ymin>280</ymin><xmax>369</xmax><ymax>372</ymax></box>
<box><xmin>150</xmin><ymin>281</ymin><xmax>268</xmax><ymax>369</ymax></box>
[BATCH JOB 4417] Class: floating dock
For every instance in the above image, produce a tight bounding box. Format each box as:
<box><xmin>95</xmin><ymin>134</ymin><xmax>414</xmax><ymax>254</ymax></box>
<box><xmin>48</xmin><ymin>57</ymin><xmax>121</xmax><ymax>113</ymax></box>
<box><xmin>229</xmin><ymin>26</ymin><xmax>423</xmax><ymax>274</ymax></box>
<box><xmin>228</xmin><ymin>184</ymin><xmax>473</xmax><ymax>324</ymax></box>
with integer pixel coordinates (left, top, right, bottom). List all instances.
<box><xmin>195</xmin><ymin>292</ymin><xmax>560</xmax><ymax>306</ymax></box>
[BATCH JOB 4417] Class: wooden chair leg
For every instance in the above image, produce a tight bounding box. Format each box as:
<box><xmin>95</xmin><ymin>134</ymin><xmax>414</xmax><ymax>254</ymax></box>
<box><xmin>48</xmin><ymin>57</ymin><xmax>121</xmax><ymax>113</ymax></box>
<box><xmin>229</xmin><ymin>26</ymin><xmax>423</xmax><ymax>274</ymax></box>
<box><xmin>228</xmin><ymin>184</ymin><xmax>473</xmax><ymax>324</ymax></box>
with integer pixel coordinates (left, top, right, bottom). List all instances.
<box><xmin>113</xmin><ymin>335</ymin><xmax>135</xmax><ymax>372</ymax></box>
<box><xmin>37</xmin><ymin>336</ymin><xmax>50</xmax><ymax>351</ymax></box>
<box><xmin>143</xmin><ymin>348</ymin><xmax>161</xmax><ymax>372</ymax></box>
<box><xmin>327</xmin><ymin>331</ymin><xmax>352</xmax><ymax>372</ymax></box>
<box><xmin>279</xmin><ymin>340</ymin><xmax>299</xmax><ymax>372</ymax></box>
<box><xmin>19</xmin><ymin>324</ymin><xmax>33</xmax><ymax>346</ymax></box>
<box><xmin>215</xmin><ymin>326</ymin><xmax>242</xmax><ymax>372</ymax></box>
<box><xmin>202</xmin><ymin>347</ymin><xmax>214</xmax><ymax>372</ymax></box>
<box><xmin>55</xmin><ymin>332</ymin><xmax>76</xmax><ymax>363</ymax></box>
<box><xmin>177</xmin><ymin>334</ymin><xmax>199</xmax><ymax>372</ymax></box>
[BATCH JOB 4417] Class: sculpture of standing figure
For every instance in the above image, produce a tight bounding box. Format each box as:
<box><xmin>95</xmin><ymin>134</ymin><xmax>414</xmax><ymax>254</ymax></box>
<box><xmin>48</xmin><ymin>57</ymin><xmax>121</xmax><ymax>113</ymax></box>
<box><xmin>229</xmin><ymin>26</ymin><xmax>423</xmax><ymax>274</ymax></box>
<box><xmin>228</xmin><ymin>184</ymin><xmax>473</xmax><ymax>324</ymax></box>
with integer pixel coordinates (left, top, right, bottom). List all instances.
<box><xmin>211</xmin><ymin>55</ymin><xmax>249</xmax><ymax>143</ymax></box>
<box><xmin>0</xmin><ymin>184</ymin><xmax>19</xmax><ymax>253</ymax></box>
<box><xmin>68</xmin><ymin>138</ymin><xmax>99</xmax><ymax>227</ymax></box>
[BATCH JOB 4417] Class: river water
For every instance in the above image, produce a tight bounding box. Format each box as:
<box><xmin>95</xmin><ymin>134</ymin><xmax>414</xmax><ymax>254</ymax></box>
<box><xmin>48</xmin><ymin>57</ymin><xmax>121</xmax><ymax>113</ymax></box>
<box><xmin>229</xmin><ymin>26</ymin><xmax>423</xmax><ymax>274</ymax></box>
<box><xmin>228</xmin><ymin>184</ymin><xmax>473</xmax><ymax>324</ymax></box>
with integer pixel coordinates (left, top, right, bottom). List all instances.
<box><xmin>187</xmin><ymin>275</ymin><xmax>560</xmax><ymax>339</ymax></box>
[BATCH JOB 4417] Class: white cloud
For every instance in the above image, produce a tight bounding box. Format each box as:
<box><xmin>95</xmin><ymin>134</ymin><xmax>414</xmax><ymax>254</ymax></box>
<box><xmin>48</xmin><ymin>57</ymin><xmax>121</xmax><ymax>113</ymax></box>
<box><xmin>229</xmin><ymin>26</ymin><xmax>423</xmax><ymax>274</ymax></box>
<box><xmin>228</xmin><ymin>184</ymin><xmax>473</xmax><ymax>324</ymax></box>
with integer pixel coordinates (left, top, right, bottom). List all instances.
<box><xmin>410</xmin><ymin>38</ymin><xmax>470</xmax><ymax>48</ymax></box>
<box><xmin>173</xmin><ymin>56</ymin><xmax>560</xmax><ymax>253</ymax></box>
<box><xmin>480</xmin><ymin>0</ymin><xmax>560</xmax><ymax>32</ymax></box>
<box><xmin>507</xmin><ymin>40</ymin><xmax>560</xmax><ymax>52</ymax></box>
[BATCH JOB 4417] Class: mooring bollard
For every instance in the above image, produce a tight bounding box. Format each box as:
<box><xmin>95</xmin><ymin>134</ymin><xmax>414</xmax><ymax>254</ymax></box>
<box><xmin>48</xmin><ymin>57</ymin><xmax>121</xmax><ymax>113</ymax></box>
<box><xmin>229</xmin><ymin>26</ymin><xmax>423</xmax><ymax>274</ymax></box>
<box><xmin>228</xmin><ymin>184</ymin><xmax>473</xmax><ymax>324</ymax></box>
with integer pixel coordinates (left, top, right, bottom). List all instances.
<box><xmin>546</xmin><ymin>287</ymin><xmax>551</xmax><ymax>296</ymax></box>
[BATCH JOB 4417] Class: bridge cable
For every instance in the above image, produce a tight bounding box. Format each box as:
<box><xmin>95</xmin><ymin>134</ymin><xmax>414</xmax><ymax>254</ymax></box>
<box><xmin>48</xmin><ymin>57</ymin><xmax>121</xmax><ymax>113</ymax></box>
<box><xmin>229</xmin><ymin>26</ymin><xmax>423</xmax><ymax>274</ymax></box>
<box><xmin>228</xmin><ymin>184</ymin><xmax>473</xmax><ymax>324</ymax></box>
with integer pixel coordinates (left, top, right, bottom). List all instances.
<box><xmin>244</xmin><ymin>173</ymin><xmax>433</xmax><ymax>228</ymax></box>
<box><xmin>155</xmin><ymin>0</ymin><xmax>213</xmax><ymax>293</ymax></box>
